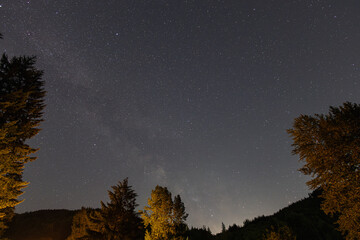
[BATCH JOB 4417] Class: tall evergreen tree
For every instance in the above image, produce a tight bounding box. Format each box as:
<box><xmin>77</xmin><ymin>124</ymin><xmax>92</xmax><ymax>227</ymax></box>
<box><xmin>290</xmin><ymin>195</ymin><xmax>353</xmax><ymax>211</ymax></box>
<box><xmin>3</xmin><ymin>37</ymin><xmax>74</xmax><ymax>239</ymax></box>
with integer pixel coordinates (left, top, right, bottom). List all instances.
<box><xmin>288</xmin><ymin>102</ymin><xmax>360</xmax><ymax>240</ymax></box>
<box><xmin>141</xmin><ymin>186</ymin><xmax>188</xmax><ymax>240</ymax></box>
<box><xmin>173</xmin><ymin>195</ymin><xmax>188</xmax><ymax>240</ymax></box>
<box><xmin>221</xmin><ymin>222</ymin><xmax>226</xmax><ymax>233</ymax></box>
<box><xmin>84</xmin><ymin>178</ymin><xmax>143</xmax><ymax>240</ymax></box>
<box><xmin>0</xmin><ymin>51</ymin><xmax>45</xmax><ymax>235</ymax></box>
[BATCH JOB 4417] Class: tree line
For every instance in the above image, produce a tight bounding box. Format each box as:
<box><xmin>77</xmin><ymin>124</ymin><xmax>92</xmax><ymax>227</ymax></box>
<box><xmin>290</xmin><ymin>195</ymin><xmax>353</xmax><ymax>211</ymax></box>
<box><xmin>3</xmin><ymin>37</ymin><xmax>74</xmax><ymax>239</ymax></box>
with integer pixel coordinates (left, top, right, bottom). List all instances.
<box><xmin>0</xmin><ymin>33</ymin><xmax>360</xmax><ymax>239</ymax></box>
<box><xmin>2</xmin><ymin>190</ymin><xmax>343</xmax><ymax>240</ymax></box>
<box><xmin>65</xmin><ymin>178</ymin><xmax>188</xmax><ymax>240</ymax></box>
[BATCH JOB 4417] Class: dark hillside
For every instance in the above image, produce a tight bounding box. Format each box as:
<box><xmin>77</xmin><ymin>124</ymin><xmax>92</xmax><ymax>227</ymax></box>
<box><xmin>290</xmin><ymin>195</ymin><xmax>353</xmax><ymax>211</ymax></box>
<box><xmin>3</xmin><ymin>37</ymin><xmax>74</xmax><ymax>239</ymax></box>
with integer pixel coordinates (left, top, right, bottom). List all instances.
<box><xmin>212</xmin><ymin>191</ymin><xmax>343</xmax><ymax>240</ymax></box>
<box><xmin>4</xmin><ymin>209</ymin><xmax>76</xmax><ymax>240</ymax></box>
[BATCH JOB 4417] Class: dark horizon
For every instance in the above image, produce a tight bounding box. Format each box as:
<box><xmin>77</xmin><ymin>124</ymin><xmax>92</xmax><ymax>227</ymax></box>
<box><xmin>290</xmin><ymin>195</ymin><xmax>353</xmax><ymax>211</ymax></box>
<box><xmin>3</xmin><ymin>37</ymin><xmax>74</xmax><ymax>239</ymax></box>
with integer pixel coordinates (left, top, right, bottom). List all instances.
<box><xmin>1</xmin><ymin>0</ymin><xmax>360</xmax><ymax>233</ymax></box>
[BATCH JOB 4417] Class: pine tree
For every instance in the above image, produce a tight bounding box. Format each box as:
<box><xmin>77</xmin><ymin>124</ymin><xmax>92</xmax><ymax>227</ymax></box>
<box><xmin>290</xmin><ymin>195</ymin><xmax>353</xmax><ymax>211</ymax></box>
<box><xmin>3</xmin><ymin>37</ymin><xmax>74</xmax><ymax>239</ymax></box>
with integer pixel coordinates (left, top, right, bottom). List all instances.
<box><xmin>173</xmin><ymin>195</ymin><xmax>188</xmax><ymax>240</ymax></box>
<box><xmin>141</xmin><ymin>186</ymin><xmax>188</xmax><ymax>240</ymax></box>
<box><xmin>0</xmin><ymin>53</ymin><xmax>45</xmax><ymax>235</ymax></box>
<box><xmin>288</xmin><ymin>102</ymin><xmax>360</xmax><ymax>240</ymax></box>
<box><xmin>221</xmin><ymin>222</ymin><xmax>226</xmax><ymax>233</ymax></box>
<box><xmin>84</xmin><ymin>178</ymin><xmax>143</xmax><ymax>240</ymax></box>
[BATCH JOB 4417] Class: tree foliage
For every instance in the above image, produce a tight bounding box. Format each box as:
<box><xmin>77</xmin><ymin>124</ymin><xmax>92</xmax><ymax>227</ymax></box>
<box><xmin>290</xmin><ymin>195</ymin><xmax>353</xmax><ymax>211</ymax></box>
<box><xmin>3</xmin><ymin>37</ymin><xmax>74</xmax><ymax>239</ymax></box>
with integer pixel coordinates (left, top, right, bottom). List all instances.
<box><xmin>0</xmin><ymin>52</ymin><xmax>45</xmax><ymax>235</ymax></box>
<box><xmin>141</xmin><ymin>185</ymin><xmax>188</xmax><ymax>240</ymax></box>
<box><xmin>74</xmin><ymin>178</ymin><xmax>143</xmax><ymax>240</ymax></box>
<box><xmin>263</xmin><ymin>225</ymin><xmax>296</xmax><ymax>240</ymax></box>
<box><xmin>288</xmin><ymin>102</ymin><xmax>360</xmax><ymax>240</ymax></box>
<box><xmin>66</xmin><ymin>208</ymin><xmax>101</xmax><ymax>240</ymax></box>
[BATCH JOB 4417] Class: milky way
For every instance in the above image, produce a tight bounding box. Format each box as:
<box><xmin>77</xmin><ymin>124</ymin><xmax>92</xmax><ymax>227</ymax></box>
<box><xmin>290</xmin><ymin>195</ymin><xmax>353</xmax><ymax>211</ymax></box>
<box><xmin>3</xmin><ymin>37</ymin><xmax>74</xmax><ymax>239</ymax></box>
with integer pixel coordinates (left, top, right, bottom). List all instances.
<box><xmin>1</xmin><ymin>0</ymin><xmax>360</xmax><ymax>232</ymax></box>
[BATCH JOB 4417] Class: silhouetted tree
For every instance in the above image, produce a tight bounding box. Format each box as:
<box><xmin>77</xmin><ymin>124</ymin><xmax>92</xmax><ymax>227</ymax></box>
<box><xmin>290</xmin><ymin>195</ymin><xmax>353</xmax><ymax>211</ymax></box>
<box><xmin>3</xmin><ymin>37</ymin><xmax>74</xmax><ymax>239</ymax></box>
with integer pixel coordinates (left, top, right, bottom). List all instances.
<box><xmin>221</xmin><ymin>222</ymin><xmax>226</xmax><ymax>233</ymax></box>
<box><xmin>141</xmin><ymin>186</ymin><xmax>188</xmax><ymax>240</ymax></box>
<box><xmin>288</xmin><ymin>102</ymin><xmax>360</xmax><ymax>240</ymax></box>
<box><xmin>173</xmin><ymin>194</ymin><xmax>188</xmax><ymax>238</ymax></box>
<box><xmin>0</xmin><ymin>46</ymin><xmax>45</xmax><ymax>235</ymax></box>
<box><xmin>84</xmin><ymin>178</ymin><xmax>143</xmax><ymax>240</ymax></box>
<box><xmin>186</xmin><ymin>227</ymin><xmax>213</xmax><ymax>240</ymax></box>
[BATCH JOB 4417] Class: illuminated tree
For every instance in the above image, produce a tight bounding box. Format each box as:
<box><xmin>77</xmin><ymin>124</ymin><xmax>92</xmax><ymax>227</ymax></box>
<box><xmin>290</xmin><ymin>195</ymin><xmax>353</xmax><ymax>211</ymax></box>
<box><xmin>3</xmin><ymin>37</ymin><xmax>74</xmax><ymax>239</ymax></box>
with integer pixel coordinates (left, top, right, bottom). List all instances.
<box><xmin>66</xmin><ymin>208</ymin><xmax>102</xmax><ymax>240</ymax></box>
<box><xmin>141</xmin><ymin>186</ymin><xmax>188</xmax><ymax>240</ymax></box>
<box><xmin>0</xmin><ymin>53</ymin><xmax>45</xmax><ymax>235</ymax></box>
<box><xmin>288</xmin><ymin>102</ymin><xmax>360</xmax><ymax>240</ymax></box>
<box><xmin>264</xmin><ymin>225</ymin><xmax>296</xmax><ymax>240</ymax></box>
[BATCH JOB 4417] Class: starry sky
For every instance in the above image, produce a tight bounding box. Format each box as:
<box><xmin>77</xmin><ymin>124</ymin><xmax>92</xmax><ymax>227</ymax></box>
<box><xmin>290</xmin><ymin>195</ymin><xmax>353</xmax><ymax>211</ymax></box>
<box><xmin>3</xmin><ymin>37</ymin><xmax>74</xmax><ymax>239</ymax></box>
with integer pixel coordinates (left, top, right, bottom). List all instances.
<box><xmin>1</xmin><ymin>0</ymin><xmax>360</xmax><ymax>233</ymax></box>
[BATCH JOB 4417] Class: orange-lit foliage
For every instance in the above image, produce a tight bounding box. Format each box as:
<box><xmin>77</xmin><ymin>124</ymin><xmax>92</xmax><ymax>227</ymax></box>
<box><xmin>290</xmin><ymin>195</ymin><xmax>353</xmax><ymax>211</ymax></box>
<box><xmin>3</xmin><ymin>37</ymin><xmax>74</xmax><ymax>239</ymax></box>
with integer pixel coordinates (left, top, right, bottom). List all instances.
<box><xmin>288</xmin><ymin>102</ymin><xmax>360</xmax><ymax>240</ymax></box>
<box><xmin>263</xmin><ymin>225</ymin><xmax>296</xmax><ymax>240</ymax></box>
<box><xmin>0</xmin><ymin>53</ymin><xmax>45</xmax><ymax>235</ymax></box>
<box><xmin>141</xmin><ymin>185</ymin><xmax>188</xmax><ymax>240</ymax></box>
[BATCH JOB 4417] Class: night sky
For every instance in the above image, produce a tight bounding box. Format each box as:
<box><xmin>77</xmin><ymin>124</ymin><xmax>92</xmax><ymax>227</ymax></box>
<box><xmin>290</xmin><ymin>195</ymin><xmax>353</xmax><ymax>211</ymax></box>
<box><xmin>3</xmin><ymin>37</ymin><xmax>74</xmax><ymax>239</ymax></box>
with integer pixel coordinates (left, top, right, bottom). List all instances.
<box><xmin>1</xmin><ymin>0</ymin><xmax>360</xmax><ymax>233</ymax></box>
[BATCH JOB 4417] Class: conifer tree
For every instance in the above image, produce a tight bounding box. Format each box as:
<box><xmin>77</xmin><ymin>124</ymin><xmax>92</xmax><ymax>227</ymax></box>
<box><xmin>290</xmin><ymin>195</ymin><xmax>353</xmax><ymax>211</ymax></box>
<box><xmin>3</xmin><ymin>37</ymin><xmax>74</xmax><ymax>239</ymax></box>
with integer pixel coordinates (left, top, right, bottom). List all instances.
<box><xmin>288</xmin><ymin>102</ymin><xmax>360</xmax><ymax>240</ymax></box>
<box><xmin>0</xmin><ymin>51</ymin><xmax>45</xmax><ymax>235</ymax></box>
<box><xmin>83</xmin><ymin>178</ymin><xmax>143</xmax><ymax>240</ymax></box>
<box><xmin>173</xmin><ymin>194</ymin><xmax>188</xmax><ymax>238</ymax></box>
<box><xmin>141</xmin><ymin>186</ymin><xmax>188</xmax><ymax>240</ymax></box>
